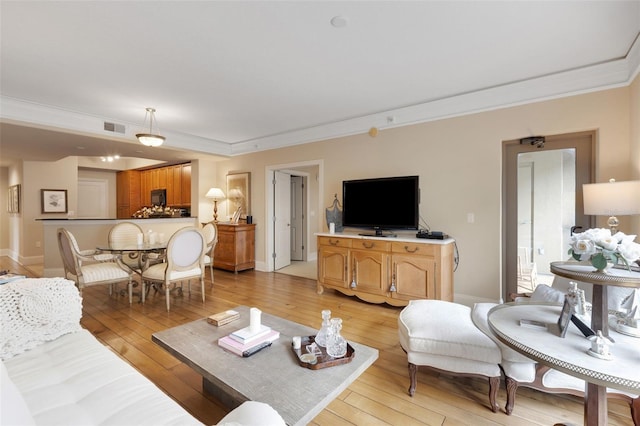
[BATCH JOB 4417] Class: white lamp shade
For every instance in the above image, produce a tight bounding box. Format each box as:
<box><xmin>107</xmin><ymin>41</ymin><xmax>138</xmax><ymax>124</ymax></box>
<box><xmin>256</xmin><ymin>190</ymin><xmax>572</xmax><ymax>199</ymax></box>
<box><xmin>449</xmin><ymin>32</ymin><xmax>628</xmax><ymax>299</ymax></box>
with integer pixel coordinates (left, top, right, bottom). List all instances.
<box><xmin>136</xmin><ymin>133</ymin><xmax>165</xmax><ymax>147</ymax></box>
<box><xmin>583</xmin><ymin>180</ymin><xmax>640</xmax><ymax>216</ymax></box>
<box><xmin>206</xmin><ymin>187</ymin><xmax>225</xmax><ymax>199</ymax></box>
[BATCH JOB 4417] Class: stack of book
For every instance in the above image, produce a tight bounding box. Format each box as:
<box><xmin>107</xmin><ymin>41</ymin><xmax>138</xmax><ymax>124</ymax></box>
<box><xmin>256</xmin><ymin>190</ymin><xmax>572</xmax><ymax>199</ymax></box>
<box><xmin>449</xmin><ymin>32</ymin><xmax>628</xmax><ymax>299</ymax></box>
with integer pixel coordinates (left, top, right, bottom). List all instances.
<box><xmin>218</xmin><ymin>324</ymin><xmax>280</xmax><ymax>357</ymax></box>
<box><xmin>207</xmin><ymin>310</ymin><xmax>240</xmax><ymax>326</ymax></box>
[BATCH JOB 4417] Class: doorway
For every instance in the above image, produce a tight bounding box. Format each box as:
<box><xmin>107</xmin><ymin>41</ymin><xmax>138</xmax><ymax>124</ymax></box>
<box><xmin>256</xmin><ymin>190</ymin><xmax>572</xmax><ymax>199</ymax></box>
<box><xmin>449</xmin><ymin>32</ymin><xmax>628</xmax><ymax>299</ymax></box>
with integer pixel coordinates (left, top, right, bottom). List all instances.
<box><xmin>78</xmin><ymin>178</ymin><xmax>108</xmax><ymax>218</ymax></box>
<box><xmin>503</xmin><ymin>131</ymin><xmax>595</xmax><ymax>300</ymax></box>
<box><xmin>265</xmin><ymin>160</ymin><xmax>323</xmax><ymax>273</ymax></box>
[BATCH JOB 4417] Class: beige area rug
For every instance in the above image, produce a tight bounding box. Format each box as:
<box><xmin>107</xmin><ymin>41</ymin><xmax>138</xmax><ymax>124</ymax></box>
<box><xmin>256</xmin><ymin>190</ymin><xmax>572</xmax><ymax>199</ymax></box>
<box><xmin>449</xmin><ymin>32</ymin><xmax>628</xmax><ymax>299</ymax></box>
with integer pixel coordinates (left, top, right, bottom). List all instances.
<box><xmin>276</xmin><ymin>260</ymin><xmax>317</xmax><ymax>280</ymax></box>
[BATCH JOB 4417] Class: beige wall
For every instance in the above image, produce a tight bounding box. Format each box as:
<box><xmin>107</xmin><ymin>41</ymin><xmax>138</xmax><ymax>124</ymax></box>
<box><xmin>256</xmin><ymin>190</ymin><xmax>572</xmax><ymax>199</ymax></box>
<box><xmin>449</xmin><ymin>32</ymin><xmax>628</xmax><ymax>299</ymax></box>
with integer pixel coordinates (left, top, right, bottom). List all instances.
<box><xmin>1</xmin><ymin>76</ymin><xmax>638</xmax><ymax>303</ymax></box>
<box><xmin>21</xmin><ymin>157</ymin><xmax>79</xmax><ymax>265</ymax></box>
<box><xmin>214</xmin><ymin>84</ymin><xmax>636</xmax><ymax>303</ymax></box>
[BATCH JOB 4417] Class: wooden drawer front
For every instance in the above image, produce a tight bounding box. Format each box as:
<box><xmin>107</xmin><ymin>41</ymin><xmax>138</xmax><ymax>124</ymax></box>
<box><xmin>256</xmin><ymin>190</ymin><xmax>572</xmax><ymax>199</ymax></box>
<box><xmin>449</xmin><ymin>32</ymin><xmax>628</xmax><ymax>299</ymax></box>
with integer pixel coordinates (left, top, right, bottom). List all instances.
<box><xmin>392</xmin><ymin>242</ymin><xmax>436</xmax><ymax>256</ymax></box>
<box><xmin>319</xmin><ymin>236</ymin><xmax>352</xmax><ymax>248</ymax></box>
<box><xmin>353</xmin><ymin>240</ymin><xmax>391</xmax><ymax>252</ymax></box>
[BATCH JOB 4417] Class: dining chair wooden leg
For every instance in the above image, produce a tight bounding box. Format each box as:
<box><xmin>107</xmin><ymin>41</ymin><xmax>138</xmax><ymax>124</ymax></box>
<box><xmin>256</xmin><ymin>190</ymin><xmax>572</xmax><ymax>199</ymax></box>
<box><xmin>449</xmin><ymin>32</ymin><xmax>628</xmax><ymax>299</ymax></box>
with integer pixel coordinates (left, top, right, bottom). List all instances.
<box><xmin>165</xmin><ymin>283</ymin><xmax>171</xmax><ymax>312</ymax></box>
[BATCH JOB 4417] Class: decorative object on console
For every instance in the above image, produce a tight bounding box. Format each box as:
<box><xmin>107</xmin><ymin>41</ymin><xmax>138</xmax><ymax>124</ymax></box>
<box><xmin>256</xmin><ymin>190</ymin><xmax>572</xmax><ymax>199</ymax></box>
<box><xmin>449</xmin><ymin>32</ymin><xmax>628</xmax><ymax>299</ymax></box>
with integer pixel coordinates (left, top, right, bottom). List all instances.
<box><xmin>226</xmin><ymin>172</ymin><xmax>250</xmax><ymax>220</ymax></box>
<box><xmin>136</xmin><ymin>107</ymin><xmax>165</xmax><ymax>147</ymax></box>
<box><xmin>568</xmin><ymin>227</ymin><xmax>640</xmax><ymax>272</ymax></box>
<box><xmin>205</xmin><ymin>187</ymin><xmax>225</xmax><ymax>221</ymax></box>
<box><xmin>587</xmin><ymin>330</ymin><xmax>614</xmax><ymax>360</ymax></box>
<box><xmin>567</xmin><ymin>281</ymin><xmax>587</xmax><ymax>316</ymax></box>
<box><xmin>230</xmin><ymin>206</ymin><xmax>242</xmax><ymax>224</ymax></box>
<box><xmin>583</xmin><ymin>179</ymin><xmax>640</xmax><ymax>233</ymax></box>
<box><xmin>617</xmin><ymin>289</ymin><xmax>640</xmax><ymax>337</ymax></box>
<box><xmin>325</xmin><ymin>194</ymin><xmax>344</xmax><ymax>233</ymax></box>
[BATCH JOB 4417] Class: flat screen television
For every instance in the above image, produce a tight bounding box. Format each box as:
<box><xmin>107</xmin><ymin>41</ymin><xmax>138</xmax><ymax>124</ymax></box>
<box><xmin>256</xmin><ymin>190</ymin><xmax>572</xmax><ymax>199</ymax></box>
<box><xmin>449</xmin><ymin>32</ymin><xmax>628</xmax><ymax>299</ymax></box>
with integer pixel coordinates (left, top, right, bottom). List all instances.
<box><xmin>342</xmin><ymin>175</ymin><xmax>419</xmax><ymax>236</ymax></box>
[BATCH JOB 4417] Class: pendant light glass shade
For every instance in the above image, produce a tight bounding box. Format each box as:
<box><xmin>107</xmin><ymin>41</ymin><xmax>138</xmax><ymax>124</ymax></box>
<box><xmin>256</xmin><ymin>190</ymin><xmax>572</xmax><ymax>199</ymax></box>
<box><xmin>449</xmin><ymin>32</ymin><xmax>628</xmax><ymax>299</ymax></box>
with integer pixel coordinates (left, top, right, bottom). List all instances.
<box><xmin>136</xmin><ymin>107</ymin><xmax>165</xmax><ymax>147</ymax></box>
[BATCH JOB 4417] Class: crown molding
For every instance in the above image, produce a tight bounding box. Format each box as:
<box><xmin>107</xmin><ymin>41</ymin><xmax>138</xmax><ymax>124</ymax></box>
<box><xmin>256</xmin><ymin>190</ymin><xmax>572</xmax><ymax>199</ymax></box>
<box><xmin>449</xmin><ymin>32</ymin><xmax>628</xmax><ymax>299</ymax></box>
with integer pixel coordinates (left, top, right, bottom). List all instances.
<box><xmin>2</xmin><ymin>34</ymin><xmax>639</xmax><ymax>158</ymax></box>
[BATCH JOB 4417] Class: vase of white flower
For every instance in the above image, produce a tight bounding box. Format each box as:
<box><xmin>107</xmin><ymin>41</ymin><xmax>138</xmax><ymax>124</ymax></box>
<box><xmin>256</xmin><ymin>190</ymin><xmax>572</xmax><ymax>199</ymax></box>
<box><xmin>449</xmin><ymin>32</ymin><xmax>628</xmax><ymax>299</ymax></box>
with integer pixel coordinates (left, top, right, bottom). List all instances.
<box><xmin>569</xmin><ymin>228</ymin><xmax>640</xmax><ymax>272</ymax></box>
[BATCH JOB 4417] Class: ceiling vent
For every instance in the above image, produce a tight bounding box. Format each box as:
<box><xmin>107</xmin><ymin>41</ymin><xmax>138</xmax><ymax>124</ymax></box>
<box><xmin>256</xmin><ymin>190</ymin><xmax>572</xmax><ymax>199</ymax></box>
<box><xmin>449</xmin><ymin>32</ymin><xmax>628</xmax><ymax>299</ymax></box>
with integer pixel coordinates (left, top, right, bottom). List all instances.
<box><xmin>103</xmin><ymin>121</ymin><xmax>126</xmax><ymax>134</ymax></box>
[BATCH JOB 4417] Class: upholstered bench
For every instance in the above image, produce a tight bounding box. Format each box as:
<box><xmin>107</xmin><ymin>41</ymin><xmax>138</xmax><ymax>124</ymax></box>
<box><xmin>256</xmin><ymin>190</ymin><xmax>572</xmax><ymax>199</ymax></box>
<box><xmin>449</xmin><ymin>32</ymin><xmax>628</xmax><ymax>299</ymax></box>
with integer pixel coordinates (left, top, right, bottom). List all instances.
<box><xmin>398</xmin><ymin>299</ymin><xmax>502</xmax><ymax>413</ymax></box>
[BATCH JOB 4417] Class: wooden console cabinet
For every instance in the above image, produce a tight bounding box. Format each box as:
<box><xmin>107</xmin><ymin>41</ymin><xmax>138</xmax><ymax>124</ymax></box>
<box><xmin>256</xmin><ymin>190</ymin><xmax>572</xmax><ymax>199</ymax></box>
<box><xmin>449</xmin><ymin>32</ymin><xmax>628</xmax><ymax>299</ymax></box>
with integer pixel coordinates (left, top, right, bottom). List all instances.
<box><xmin>317</xmin><ymin>234</ymin><xmax>454</xmax><ymax>306</ymax></box>
<box><xmin>213</xmin><ymin>223</ymin><xmax>256</xmax><ymax>272</ymax></box>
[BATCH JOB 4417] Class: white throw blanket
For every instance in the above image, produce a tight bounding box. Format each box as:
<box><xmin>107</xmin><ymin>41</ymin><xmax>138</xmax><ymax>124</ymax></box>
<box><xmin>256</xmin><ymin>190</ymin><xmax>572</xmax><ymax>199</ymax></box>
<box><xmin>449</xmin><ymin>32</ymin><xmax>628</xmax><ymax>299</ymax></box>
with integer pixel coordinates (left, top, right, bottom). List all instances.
<box><xmin>0</xmin><ymin>278</ymin><xmax>82</xmax><ymax>359</ymax></box>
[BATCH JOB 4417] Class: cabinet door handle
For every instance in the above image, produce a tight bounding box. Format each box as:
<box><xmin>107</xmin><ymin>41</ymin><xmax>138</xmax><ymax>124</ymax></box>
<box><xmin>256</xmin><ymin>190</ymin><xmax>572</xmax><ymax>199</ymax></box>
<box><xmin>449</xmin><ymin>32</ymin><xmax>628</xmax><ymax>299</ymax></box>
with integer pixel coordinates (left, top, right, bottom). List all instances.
<box><xmin>389</xmin><ymin>262</ymin><xmax>397</xmax><ymax>292</ymax></box>
<box><xmin>404</xmin><ymin>245</ymin><xmax>418</xmax><ymax>253</ymax></box>
<box><xmin>362</xmin><ymin>241</ymin><xmax>374</xmax><ymax>249</ymax></box>
<box><xmin>350</xmin><ymin>258</ymin><xmax>357</xmax><ymax>288</ymax></box>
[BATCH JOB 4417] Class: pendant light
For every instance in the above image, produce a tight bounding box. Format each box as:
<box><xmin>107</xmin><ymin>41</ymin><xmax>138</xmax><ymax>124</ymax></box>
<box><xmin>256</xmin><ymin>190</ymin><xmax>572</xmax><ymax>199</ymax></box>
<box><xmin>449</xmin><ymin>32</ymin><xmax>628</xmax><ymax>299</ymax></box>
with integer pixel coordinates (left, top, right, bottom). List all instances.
<box><xmin>136</xmin><ymin>107</ymin><xmax>165</xmax><ymax>147</ymax></box>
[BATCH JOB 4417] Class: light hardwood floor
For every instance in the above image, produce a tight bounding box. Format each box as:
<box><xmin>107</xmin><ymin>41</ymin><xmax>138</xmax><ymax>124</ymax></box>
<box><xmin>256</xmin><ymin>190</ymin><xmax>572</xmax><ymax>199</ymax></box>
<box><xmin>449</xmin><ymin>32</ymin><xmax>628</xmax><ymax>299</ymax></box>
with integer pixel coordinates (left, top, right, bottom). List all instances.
<box><xmin>2</xmin><ymin>257</ymin><xmax>634</xmax><ymax>426</ymax></box>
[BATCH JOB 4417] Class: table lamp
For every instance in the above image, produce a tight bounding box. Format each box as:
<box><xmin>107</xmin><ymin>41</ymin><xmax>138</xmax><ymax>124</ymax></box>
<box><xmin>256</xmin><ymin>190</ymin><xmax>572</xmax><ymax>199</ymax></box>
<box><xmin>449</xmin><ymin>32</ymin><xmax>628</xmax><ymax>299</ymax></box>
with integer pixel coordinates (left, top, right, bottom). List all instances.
<box><xmin>205</xmin><ymin>187</ymin><xmax>225</xmax><ymax>221</ymax></box>
<box><xmin>583</xmin><ymin>179</ymin><xmax>640</xmax><ymax>233</ymax></box>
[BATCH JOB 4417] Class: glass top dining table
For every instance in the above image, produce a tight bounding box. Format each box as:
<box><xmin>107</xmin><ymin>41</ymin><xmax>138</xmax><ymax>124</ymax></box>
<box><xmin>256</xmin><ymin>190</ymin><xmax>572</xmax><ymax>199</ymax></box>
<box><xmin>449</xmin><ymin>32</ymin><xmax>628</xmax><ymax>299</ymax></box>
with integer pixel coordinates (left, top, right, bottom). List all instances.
<box><xmin>97</xmin><ymin>242</ymin><xmax>167</xmax><ymax>252</ymax></box>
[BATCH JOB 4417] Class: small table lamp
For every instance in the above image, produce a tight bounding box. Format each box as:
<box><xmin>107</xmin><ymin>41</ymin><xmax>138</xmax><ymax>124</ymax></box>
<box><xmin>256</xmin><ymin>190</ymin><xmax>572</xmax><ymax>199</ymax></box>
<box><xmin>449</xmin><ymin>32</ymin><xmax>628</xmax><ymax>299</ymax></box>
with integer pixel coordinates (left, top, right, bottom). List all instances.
<box><xmin>583</xmin><ymin>179</ymin><xmax>640</xmax><ymax>233</ymax></box>
<box><xmin>205</xmin><ymin>187</ymin><xmax>225</xmax><ymax>222</ymax></box>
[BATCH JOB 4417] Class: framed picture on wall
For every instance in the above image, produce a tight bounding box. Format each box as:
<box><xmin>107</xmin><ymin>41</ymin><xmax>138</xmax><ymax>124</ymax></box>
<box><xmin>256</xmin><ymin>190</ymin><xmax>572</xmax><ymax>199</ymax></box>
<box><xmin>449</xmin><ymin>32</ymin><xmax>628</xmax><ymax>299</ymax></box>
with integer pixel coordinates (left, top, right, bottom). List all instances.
<box><xmin>7</xmin><ymin>184</ymin><xmax>20</xmax><ymax>213</ymax></box>
<box><xmin>41</xmin><ymin>189</ymin><xmax>68</xmax><ymax>213</ymax></box>
<box><xmin>226</xmin><ymin>172</ymin><xmax>250</xmax><ymax>219</ymax></box>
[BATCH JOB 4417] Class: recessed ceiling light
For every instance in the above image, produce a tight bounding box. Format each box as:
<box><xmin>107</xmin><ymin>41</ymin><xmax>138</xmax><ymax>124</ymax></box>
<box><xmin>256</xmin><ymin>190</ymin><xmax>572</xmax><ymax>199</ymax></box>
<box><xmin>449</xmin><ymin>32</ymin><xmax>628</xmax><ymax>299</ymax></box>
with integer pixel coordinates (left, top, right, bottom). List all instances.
<box><xmin>330</xmin><ymin>16</ymin><xmax>348</xmax><ymax>28</ymax></box>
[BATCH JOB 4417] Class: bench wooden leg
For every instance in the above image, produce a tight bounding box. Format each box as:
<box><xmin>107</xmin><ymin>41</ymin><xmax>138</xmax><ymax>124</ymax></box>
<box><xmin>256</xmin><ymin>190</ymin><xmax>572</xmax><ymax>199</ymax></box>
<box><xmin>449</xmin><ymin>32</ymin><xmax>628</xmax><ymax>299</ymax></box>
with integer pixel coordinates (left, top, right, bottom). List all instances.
<box><xmin>408</xmin><ymin>363</ymin><xmax>417</xmax><ymax>396</ymax></box>
<box><xmin>505</xmin><ymin>376</ymin><xmax>518</xmax><ymax>415</ymax></box>
<box><xmin>489</xmin><ymin>376</ymin><xmax>500</xmax><ymax>413</ymax></box>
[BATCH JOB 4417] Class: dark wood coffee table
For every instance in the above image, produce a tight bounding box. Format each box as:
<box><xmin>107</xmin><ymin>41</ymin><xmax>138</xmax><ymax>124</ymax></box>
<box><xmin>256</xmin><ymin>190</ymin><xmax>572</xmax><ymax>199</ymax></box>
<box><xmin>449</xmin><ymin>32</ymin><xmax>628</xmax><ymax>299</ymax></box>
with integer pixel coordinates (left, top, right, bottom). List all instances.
<box><xmin>152</xmin><ymin>306</ymin><xmax>379</xmax><ymax>426</ymax></box>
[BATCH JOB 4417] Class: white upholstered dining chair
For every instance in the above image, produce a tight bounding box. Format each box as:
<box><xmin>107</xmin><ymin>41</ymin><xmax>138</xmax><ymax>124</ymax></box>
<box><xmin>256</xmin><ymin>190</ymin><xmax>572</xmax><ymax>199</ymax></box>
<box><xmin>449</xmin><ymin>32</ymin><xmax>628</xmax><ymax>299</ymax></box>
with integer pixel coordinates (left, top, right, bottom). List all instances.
<box><xmin>57</xmin><ymin>228</ymin><xmax>134</xmax><ymax>303</ymax></box>
<box><xmin>201</xmin><ymin>221</ymin><xmax>218</xmax><ymax>283</ymax></box>
<box><xmin>141</xmin><ymin>226</ymin><xmax>206</xmax><ymax>312</ymax></box>
<box><xmin>108</xmin><ymin>221</ymin><xmax>145</xmax><ymax>271</ymax></box>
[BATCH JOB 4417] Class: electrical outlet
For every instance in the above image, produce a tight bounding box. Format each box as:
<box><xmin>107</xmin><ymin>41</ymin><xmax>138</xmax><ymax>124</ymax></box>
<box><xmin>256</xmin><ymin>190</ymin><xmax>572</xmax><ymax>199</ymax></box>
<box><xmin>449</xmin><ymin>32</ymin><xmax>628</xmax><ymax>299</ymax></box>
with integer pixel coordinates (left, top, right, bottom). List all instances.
<box><xmin>35</xmin><ymin>241</ymin><xmax>41</xmax><ymax>248</ymax></box>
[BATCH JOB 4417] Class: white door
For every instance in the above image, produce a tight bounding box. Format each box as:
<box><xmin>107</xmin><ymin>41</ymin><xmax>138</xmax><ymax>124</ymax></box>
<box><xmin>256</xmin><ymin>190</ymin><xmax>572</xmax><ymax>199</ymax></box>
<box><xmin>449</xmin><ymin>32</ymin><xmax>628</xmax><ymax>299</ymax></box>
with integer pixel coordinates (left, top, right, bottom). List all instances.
<box><xmin>274</xmin><ymin>170</ymin><xmax>291</xmax><ymax>270</ymax></box>
<box><xmin>78</xmin><ymin>179</ymin><xmax>108</xmax><ymax>218</ymax></box>
<box><xmin>290</xmin><ymin>175</ymin><xmax>305</xmax><ymax>261</ymax></box>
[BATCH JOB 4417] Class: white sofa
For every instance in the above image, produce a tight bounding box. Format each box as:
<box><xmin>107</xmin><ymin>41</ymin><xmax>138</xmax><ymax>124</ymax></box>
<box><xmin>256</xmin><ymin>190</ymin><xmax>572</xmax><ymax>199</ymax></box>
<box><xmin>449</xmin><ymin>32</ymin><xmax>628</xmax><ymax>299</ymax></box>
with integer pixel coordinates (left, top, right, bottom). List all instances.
<box><xmin>0</xmin><ymin>278</ymin><xmax>285</xmax><ymax>426</ymax></box>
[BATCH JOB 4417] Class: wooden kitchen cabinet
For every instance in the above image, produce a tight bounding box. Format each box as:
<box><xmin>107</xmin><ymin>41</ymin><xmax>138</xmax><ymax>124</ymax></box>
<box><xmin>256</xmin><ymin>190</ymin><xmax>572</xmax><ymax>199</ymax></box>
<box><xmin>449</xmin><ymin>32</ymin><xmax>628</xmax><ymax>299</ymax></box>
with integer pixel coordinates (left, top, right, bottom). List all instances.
<box><xmin>181</xmin><ymin>164</ymin><xmax>191</xmax><ymax>205</ymax></box>
<box><xmin>116</xmin><ymin>170</ymin><xmax>141</xmax><ymax>218</ymax></box>
<box><xmin>317</xmin><ymin>234</ymin><xmax>454</xmax><ymax>306</ymax></box>
<box><xmin>166</xmin><ymin>165</ymin><xmax>182</xmax><ymax>205</ymax></box>
<box><xmin>213</xmin><ymin>222</ymin><xmax>255</xmax><ymax>272</ymax></box>
<box><xmin>137</xmin><ymin>163</ymin><xmax>191</xmax><ymax>207</ymax></box>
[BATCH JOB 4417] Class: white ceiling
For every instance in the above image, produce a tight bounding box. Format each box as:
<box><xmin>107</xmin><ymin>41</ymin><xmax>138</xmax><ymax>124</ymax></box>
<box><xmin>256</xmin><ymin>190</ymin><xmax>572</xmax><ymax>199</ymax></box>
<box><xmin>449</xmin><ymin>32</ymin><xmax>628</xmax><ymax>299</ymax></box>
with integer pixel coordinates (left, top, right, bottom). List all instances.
<box><xmin>1</xmin><ymin>1</ymin><xmax>639</xmax><ymax>167</ymax></box>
